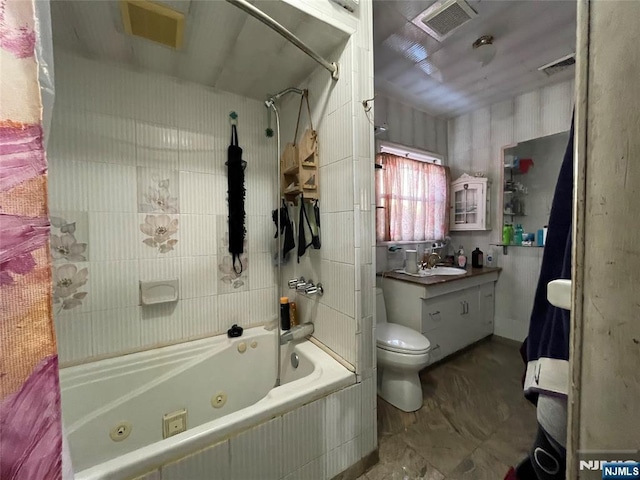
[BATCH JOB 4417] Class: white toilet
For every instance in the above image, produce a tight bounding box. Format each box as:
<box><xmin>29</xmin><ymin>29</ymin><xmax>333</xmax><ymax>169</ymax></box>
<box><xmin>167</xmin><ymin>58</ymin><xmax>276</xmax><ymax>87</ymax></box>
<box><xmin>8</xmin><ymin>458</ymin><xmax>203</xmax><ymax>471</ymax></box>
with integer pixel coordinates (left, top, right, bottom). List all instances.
<box><xmin>376</xmin><ymin>288</ymin><xmax>431</xmax><ymax>412</ymax></box>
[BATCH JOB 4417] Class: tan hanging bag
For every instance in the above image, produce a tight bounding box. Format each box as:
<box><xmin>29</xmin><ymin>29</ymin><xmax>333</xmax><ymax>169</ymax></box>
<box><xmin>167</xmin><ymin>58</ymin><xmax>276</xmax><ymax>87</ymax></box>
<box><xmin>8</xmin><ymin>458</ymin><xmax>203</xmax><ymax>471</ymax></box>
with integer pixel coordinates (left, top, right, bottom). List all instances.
<box><xmin>280</xmin><ymin>93</ymin><xmax>307</xmax><ymax>173</ymax></box>
<box><xmin>298</xmin><ymin>90</ymin><xmax>318</xmax><ymax>166</ymax></box>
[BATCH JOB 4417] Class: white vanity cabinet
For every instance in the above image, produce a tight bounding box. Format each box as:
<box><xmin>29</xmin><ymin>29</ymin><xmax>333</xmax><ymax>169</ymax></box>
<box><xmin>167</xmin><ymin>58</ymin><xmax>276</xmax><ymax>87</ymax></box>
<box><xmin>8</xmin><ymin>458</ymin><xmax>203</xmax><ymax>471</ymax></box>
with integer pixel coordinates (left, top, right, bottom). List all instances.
<box><xmin>379</xmin><ymin>270</ymin><xmax>499</xmax><ymax>366</ymax></box>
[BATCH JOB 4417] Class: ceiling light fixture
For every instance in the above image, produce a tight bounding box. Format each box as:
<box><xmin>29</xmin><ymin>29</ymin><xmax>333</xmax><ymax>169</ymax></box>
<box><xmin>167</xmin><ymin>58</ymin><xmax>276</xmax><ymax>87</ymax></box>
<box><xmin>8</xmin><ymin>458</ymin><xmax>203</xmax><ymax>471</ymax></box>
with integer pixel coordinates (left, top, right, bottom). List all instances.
<box><xmin>472</xmin><ymin>35</ymin><xmax>496</xmax><ymax>66</ymax></box>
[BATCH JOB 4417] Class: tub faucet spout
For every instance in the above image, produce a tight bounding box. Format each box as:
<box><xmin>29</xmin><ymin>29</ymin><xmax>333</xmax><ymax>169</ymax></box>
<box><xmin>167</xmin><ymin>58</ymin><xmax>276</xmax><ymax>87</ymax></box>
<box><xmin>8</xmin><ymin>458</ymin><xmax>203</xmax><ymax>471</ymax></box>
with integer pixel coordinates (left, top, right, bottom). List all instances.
<box><xmin>280</xmin><ymin>323</ymin><xmax>314</xmax><ymax>345</ymax></box>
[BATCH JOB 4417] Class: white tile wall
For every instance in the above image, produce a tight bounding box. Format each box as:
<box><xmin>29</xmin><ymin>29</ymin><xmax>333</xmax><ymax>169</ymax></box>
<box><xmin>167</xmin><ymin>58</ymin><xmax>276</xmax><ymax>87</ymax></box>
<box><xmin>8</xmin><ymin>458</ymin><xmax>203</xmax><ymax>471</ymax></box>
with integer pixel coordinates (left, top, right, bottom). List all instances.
<box><xmin>229</xmin><ymin>416</ymin><xmax>282</xmax><ymax>480</ymax></box>
<box><xmin>282</xmin><ymin>398</ymin><xmax>326</xmax><ymax>474</ymax></box>
<box><xmin>92</xmin><ymin>307</ymin><xmax>141</xmax><ymax>356</ymax></box>
<box><xmin>181</xmin><ymin>296</ymin><xmax>221</xmax><ymax>339</ymax></box>
<box><xmin>181</xmin><ymin>256</ymin><xmax>218</xmax><ymax>299</ymax></box>
<box><xmin>326</xmin><ymin>383</ymin><xmax>362</xmax><ymax>451</ymax></box>
<box><xmin>49</xmin><ymin>53</ymin><xmax>278</xmax><ymax>364</ymax></box>
<box><xmin>447</xmin><ymin>79</ymin><xmax>574</xmax><ymax>340</ymax></box>
<box><xmin>326</xmin><ymin>437</ymin><xmax>360</xmax><ymax>478</ymax></box>
<box><xmin>283</xmin><ymin>455</ymin><xmax>326</xmax><ymax>480</ymax></box>
<box><xmin>374</xmin><ymin>94</ymin><xmax>448</xmax><ymax>156</ymax></box>
<box><xmin>131</xmin><ymin>469</ymin><xmax>161</xmax><ymax>480</ymax></box>
<box><xmin>162</xmin><ymin>440</ymin><xmax>230</xmax><ymax>480</ymax></box>
<box><xmin>86</xmin><ymin>163</ymin><xmax>137</xmax><ymax>212</ymax></box>
<box><xmin>54</xmin><ymin>312</ymin><xmax>93</xmax><ymax>363</ymax></box>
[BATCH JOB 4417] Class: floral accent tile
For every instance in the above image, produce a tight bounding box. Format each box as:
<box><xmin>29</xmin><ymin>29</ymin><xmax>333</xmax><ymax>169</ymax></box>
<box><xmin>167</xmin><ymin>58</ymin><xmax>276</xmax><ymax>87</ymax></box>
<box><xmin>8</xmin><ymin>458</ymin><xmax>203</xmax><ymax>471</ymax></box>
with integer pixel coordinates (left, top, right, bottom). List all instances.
<box><xmin>53</xmin><ymin>263</ymin><xmax>89</xmax><ymax>313</ymax></box>
<box><xmin>218</xmin><ymin>255</ymin><xmax>248</xmax><ymax>289</ymax></box>
<box><xmin>140</xmin><ymin>214</ymin><xmax>179</xmax><ymax>255</ymax></box>
<box><xmin>50</xmin><ymin>211</ymin><xmax>89</xmax><ymax>262</ymax></box>
<box><xmin>137</xmin><ymin>167</ymin><xmax>179</xmax><ymax>214</ymax></box>
<box><xmin>218</xmin><ymin>231</ymin><xmax>248</xmax><ymax>293</ymax></box>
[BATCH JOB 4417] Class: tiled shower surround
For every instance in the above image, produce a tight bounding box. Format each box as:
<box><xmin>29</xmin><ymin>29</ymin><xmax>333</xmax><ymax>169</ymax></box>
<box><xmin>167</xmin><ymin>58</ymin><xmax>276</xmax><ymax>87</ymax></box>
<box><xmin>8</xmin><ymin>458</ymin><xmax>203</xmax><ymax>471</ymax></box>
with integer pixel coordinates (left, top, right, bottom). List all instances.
<box><xmin>48</xmin><ymin>0</ymin><xmax>377</xmax><ymax>477</ymax></box>
<box><xmin>49</xmin><ymin>51</ymin><xmax>279</xmax><ymax>364</ymax></box>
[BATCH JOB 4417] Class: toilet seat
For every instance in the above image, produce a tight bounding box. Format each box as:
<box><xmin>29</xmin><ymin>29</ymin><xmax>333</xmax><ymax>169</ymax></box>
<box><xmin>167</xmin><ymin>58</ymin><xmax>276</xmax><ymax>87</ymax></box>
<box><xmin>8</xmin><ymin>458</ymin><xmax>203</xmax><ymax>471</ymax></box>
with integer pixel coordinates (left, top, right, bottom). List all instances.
<box><xmin>376</xmin><ymin>323</ymin><xmax>431</xmax><ymax>355</ymax></box>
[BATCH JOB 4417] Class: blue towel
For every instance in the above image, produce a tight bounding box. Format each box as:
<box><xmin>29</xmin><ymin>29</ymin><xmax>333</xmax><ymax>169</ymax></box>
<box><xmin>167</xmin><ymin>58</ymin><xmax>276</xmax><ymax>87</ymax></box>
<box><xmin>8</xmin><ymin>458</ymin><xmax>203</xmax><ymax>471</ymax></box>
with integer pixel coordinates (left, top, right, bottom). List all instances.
<box><xmin>522</xmin><ymin>117</ymin><xmax>574</xmax><ymax>402</ymax></box>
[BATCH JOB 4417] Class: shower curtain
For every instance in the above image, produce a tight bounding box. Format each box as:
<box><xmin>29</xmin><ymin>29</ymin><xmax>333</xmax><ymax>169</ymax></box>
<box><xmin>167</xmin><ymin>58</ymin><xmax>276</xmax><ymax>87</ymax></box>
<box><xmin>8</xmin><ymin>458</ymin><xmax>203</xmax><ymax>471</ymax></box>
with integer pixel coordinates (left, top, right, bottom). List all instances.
<box><xmin>0</xmin><ymin>0</ymin><xmax>64</xmax><ymax>478</ymax></box>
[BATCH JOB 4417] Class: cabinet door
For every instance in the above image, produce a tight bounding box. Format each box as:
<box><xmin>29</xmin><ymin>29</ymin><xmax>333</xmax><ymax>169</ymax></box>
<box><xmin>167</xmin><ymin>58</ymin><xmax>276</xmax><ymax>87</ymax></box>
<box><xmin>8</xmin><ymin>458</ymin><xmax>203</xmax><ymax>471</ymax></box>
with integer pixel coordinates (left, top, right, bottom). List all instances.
<box><xmin>422</xmin><ymin>287</ymin><xmax>480</xmax><ymax>361</ymax></box>
<box><xmin>478</xmin><ymin>282</ymin><xmax>495</xmax><ymax>336</ymax></box>
<box><xmin>421</xmin><ymin>292</ymin><xmax>460</xmax><ymax>333</ymax></box>
<box><xmin>451</xmin><ymin>182</ymin><xmax>485</xmax><ymax>231</ymax></box>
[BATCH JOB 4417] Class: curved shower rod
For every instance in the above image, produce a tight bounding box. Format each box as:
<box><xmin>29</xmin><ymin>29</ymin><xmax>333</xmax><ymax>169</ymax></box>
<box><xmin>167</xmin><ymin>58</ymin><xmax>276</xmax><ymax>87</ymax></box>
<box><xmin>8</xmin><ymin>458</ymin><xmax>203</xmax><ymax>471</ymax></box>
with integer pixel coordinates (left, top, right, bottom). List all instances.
<box><xmin>225</xmin><ymin>0</ymin><xmax>340</xmax><ymax>80</ymax></box>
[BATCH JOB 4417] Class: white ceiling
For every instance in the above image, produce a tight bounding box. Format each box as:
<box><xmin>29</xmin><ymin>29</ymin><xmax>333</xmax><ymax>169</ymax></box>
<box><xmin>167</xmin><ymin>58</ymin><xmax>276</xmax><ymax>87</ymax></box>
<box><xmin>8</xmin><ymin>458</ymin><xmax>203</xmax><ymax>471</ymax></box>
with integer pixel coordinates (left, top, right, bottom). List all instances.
<box><xmin>373</xmin><ymin>0</ymin><xmax>577</xmax><ymax>118</ymax></box>
<box><xmin>50</xmin><ymin>0</ymin><xmax>348</xmax><ymax>101</ymax></box>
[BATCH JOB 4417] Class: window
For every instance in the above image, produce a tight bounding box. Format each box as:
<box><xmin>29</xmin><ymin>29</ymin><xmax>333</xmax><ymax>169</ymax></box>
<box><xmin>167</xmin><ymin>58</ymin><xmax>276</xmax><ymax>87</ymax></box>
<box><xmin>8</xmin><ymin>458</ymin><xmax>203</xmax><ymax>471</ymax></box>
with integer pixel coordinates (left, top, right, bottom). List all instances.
<box><xmin>376</xmin><ymin>152</ymin><xmax>450</xmax><ymax>242</ymax></box>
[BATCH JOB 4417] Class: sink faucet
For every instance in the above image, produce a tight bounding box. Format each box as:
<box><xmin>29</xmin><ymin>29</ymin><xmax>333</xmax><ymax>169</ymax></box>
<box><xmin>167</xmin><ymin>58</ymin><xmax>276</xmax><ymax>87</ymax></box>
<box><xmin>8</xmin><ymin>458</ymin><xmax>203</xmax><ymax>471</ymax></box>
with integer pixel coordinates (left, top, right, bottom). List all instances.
<box><xmin>280</xmin><ymin>323</ymin><xmax>314</xmax><ymax>345</ymax></box>
<box><xmin>420</xmin><ymin>252</ymin><xmax>441</xmax><ymax>270</ymax></box>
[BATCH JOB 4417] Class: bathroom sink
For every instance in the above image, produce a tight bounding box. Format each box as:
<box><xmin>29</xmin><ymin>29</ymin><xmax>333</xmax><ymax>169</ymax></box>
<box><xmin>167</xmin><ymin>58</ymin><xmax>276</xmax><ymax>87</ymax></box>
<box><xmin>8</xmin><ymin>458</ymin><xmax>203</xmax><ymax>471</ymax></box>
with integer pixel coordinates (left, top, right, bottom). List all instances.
<box><xmin>426</xmin><ymin>267</ymin><xmax>467</xmax><ymax>276</ymax></box>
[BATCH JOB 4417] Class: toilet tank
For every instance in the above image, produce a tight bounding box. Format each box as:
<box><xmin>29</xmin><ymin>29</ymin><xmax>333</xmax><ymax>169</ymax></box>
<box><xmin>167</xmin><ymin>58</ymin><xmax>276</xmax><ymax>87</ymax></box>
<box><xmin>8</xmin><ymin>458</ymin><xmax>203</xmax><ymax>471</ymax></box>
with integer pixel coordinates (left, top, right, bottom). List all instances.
<box><xmin>375</xmin><ymin>288</ymin><xmax>387</xmax><ymax>324</ymax></box>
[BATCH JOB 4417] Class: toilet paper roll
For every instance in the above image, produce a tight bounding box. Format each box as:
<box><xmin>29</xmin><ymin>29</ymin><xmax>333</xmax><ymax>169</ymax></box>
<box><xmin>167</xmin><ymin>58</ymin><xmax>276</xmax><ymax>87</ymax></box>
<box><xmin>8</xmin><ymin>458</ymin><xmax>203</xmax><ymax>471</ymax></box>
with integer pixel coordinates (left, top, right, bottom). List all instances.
<box><xmin>405</xmin><ymin>250</ymin><xmax>418</xmax><ymax>274</ymax></box>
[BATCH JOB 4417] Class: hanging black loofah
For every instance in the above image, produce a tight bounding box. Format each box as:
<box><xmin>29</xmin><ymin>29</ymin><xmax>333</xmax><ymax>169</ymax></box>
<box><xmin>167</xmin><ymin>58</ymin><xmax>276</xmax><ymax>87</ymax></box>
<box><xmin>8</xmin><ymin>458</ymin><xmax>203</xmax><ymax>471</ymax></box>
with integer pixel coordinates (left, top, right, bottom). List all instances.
<box><xmin>226</xmin><ymin>124</ymin><xmax>247</xmax><ymax>274</ymax></box>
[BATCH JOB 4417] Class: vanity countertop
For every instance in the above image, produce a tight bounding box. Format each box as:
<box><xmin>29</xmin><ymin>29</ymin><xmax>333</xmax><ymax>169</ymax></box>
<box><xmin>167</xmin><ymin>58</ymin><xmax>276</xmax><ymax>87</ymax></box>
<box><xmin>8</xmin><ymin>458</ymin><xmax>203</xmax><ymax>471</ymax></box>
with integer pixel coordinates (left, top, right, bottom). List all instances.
<box><xmin>378</xmin><ymin>267</ymin><xmax>502</xmax><ymax>287</ymax></box>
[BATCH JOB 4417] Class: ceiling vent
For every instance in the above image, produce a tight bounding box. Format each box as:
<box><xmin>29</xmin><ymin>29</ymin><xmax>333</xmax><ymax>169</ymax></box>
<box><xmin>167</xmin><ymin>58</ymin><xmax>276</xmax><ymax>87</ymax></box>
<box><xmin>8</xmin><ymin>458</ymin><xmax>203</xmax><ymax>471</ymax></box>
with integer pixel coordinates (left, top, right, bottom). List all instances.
<box><xmin>120</xmin><ymin>0</ymin><xmax>185</xmax><ymax>49</ymax></box>
<box><xmin>411</xmin><ymin>0</ymin><xmax>477</xmax><ymax>42</ymax></box>
<box><xmin>538</xmin><ymin>53</ymin><xmax>576</xmax><ymax>76</ymax></box>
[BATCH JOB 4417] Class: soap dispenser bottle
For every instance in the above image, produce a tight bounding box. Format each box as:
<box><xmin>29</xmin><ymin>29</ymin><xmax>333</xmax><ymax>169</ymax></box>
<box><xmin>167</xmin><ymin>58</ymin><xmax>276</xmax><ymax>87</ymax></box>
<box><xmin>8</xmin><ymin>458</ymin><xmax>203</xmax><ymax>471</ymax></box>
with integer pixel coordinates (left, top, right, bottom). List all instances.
<box><xmin>457</xmin><ymin>246</ymin><xmax>467</xmax><ymax>269</ymax></box>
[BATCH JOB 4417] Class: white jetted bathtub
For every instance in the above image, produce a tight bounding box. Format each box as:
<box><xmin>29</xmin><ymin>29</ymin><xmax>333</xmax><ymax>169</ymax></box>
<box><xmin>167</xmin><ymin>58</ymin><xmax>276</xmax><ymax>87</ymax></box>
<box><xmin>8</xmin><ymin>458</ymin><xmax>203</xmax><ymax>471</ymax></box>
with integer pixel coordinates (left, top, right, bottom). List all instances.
<box><xmin>60</xmin><ymin>326</ymin><xmax>354</xmax><ymax>480</ymax></box>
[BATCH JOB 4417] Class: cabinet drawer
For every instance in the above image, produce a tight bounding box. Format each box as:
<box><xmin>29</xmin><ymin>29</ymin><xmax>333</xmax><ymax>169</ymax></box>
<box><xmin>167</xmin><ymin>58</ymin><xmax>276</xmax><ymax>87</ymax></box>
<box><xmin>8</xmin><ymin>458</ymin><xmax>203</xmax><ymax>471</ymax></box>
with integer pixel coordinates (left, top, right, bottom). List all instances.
<box><xmin>421</xmin><ymin>288</ymin><xmax>477</xmax><ymax>333</ymax></box>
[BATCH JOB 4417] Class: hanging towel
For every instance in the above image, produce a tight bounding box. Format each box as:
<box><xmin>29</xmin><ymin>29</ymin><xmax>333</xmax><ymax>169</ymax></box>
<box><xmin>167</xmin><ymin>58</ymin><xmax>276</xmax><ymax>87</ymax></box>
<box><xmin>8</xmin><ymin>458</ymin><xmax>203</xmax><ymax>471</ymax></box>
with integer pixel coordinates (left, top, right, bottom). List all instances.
<box><xmin>522</xmin><ymin>116</ymin><xmax>574</xmax><ymax>403</ymax></box>
<box><xmin>226</xmin><ymin>124</ymin><xmax>247</xmax><ymax>274</ymax></box>
<box><xmin>297</xmin><ymin>196</ymin><xmax>321</xmax><ymax>262</ymax></box>
<box><xmin>272</xmin><ymin>200</ymin><xmax>295</xmax><ymax>261</ymax></box>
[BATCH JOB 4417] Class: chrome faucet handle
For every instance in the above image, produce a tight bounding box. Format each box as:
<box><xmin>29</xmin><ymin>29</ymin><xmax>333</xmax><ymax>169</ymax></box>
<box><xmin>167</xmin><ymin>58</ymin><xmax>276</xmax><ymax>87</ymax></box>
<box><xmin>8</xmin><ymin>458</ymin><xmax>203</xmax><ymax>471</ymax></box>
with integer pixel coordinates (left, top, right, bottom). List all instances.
<box><xmin>304</xmin><ymin>282</ymin><xmax>324</xmax><ymax>296</ymax></box>
<box><xmin>296</xmin><ymin>276</ymin><xmax>308</xmax><ymax>291</ymax></box>
<box><xmin>288</xmin><ymin>278</ymin><xmax>299</xmax><ymax>289</ymax></box>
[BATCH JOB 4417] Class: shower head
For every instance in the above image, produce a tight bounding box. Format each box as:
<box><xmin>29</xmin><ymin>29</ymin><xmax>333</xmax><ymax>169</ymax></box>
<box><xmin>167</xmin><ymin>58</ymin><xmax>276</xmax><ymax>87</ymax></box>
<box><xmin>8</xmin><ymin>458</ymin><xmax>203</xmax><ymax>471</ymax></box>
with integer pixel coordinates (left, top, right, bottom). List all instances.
<box><xmin>264</xmin><ymin>87</ymin><xmax>304</xmax><ymax>108</ymax></box>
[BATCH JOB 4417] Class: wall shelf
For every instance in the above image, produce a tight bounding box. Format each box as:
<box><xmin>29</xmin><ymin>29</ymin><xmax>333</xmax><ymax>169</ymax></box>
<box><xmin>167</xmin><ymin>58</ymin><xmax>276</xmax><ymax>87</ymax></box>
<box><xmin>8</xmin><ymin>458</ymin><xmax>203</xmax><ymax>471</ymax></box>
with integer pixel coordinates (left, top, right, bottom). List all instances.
<box><xmin>491</xmin><ymin>243</ymin><xmax>544</xmax><ymax>255</ymax></box>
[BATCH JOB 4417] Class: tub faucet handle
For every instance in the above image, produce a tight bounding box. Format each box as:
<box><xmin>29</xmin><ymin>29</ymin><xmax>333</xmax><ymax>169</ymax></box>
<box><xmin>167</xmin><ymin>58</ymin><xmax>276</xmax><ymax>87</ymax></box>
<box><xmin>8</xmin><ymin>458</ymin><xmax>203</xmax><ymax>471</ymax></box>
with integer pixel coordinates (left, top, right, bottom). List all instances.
<box><xmin>304</xmin><ymin>281</ymin><xmax>323</xmax><ymax>296</ymax></box>
<box><xmin>289</xmin><ymin>276</ymin><xmax>305</xmax><ymax>289</ymax></box>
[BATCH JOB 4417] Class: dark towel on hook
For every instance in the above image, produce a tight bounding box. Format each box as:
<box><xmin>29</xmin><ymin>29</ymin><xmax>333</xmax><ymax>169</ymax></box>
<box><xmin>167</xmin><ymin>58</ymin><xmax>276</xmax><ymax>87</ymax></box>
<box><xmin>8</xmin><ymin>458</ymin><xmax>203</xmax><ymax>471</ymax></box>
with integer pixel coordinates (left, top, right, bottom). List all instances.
<box><xmin>297</xmin><ymin>196</ymin><xmax>321</xmax><ymax>263</ymax></box>
<box><xmin>226</xmin><ymin>124</ymin><xmax>247</xmax><ymax>274</ymax></box>
<box><xmin>272</xmin><ymin>200</ymin><xmax>295</xmax><ymax>259</ymax></box>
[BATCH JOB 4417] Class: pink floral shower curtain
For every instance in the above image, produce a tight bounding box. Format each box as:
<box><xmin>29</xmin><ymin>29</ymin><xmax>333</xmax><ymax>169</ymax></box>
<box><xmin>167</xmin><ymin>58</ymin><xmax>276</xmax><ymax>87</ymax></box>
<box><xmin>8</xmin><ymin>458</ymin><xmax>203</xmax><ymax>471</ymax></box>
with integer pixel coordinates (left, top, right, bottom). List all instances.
<box><xmin>376</xmin><ymin>153</ymin><xmax>450</xmax><ymax>242</ymax></box>
<box><xmin>0</xmin><ymin>0</ymin><xmax>62</xmax><ymax>478</ymax></box>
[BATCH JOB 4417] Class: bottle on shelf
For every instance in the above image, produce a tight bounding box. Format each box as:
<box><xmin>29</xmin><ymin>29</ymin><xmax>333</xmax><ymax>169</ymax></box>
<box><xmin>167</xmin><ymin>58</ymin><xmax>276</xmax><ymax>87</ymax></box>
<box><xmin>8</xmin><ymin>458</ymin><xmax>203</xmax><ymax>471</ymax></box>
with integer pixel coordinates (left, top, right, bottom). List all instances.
<box><xmin>514</xmin><ymin>224</ymin><xmax>524</xmax><ymax>246</ymax></box>
<box><xmin>502</xmin><ymin>224</ymin><xmax>512</xmax><ymax>245</ymax></box>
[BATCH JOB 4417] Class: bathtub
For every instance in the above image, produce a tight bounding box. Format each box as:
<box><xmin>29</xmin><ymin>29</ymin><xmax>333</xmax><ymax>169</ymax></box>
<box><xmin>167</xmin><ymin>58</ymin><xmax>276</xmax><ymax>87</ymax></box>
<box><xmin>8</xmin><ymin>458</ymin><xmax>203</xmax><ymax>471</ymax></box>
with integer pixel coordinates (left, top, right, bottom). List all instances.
<box><xmin>60</xmin><ymin>326</ymin><xmax>355</xmax><ymax>480</ymax></box>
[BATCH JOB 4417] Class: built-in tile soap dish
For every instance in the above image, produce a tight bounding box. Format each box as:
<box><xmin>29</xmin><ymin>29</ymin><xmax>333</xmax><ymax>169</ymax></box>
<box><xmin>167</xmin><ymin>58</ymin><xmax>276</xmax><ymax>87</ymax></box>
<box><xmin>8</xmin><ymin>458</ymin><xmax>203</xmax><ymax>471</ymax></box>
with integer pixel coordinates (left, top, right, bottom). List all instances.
<box><xmin>140</xmin><ymin>279</ymin><xmax>179</xmax><ymax>305</ymax></box>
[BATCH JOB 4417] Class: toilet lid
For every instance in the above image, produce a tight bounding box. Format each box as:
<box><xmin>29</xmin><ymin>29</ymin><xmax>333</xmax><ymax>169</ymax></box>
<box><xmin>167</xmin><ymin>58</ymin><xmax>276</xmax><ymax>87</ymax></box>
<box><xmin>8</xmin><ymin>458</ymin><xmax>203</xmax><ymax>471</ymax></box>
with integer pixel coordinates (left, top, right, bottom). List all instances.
<box><xmin>376</xmin><ymin>324</ymin><xmax>431</xmax><ymax>355</ymax></box>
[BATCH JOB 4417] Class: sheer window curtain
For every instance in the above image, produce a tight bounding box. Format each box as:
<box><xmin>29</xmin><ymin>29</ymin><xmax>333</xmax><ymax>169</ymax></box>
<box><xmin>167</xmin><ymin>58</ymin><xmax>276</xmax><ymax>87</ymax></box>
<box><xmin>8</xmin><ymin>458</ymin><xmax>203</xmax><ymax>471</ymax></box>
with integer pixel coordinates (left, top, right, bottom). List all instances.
<box><xmin>376</xmin><ymin>153</ymin><xmax>451</xmax><ymax>242</ymax></box>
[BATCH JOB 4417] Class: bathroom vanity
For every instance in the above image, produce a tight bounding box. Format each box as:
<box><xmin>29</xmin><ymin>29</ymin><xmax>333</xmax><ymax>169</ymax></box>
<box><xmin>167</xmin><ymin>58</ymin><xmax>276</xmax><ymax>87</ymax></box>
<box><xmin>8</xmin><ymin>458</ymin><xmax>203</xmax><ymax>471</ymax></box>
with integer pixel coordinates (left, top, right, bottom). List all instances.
<box><xmin>377</xmin><ymin>267</ymin><xmax>500</xmax><ymax>365</ymax></box>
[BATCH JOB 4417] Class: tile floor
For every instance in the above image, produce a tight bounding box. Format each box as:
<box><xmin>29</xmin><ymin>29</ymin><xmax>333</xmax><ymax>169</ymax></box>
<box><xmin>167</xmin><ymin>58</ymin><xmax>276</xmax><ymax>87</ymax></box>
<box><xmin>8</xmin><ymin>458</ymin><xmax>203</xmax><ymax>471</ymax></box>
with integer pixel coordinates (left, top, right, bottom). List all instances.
<box><xmin>359</xmin><ymin>337</ymin><xmax>538</xmax><ymax>480</ymax></box>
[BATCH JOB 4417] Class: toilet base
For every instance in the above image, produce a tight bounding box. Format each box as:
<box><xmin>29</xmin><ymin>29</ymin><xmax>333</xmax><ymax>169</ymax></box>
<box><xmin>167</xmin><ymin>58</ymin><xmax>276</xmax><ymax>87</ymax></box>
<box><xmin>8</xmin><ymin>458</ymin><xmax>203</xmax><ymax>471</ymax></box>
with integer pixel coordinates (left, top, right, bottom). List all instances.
<box><xmin>378</xmin><ymin>367</ymin><xmax>423</xmax><ymax>412</ymax></box>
